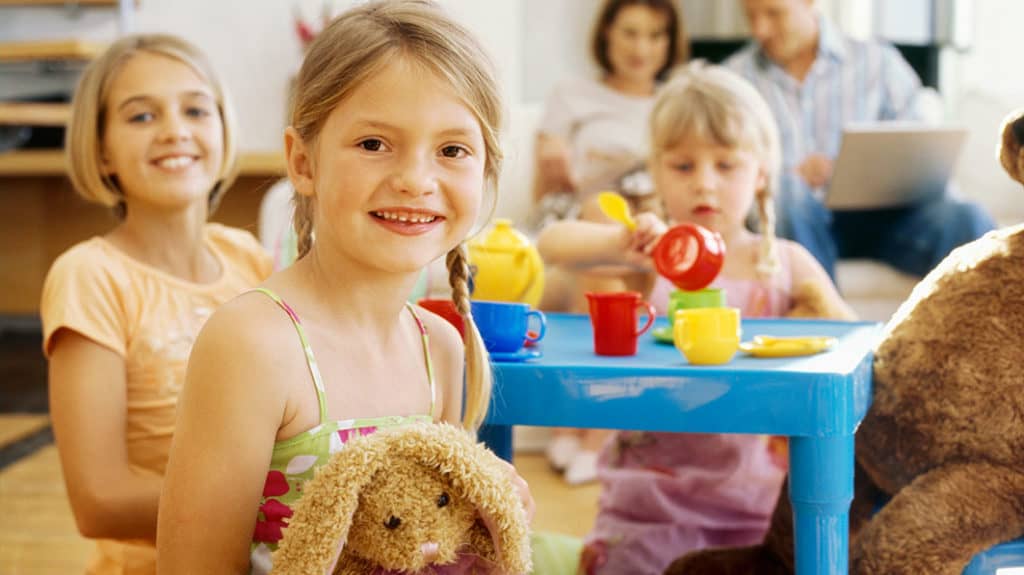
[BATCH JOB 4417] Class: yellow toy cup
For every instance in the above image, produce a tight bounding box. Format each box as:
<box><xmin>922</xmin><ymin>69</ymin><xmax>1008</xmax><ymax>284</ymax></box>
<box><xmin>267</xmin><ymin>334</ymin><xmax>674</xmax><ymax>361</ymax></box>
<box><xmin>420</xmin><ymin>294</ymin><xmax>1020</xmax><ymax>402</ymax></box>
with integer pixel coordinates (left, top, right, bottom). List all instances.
<box><xmin>673</xmin><ymin>307</ymin><xmax>741</xmax><ymax>365</ymax></box>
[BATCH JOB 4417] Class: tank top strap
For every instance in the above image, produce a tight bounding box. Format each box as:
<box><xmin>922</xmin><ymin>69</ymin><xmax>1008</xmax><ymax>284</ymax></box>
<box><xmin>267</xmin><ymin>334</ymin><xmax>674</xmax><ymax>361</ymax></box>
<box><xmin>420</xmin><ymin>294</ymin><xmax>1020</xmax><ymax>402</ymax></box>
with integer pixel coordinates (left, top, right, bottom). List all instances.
<box><xmin>250</xmin><ymin>287</ymin><xmax>329</xmax><ymax>424</ymax></box>
<box><xmin>404</xmin><ymin>302</ymin><xmax>437</xmax><ymax>420</ymax></box>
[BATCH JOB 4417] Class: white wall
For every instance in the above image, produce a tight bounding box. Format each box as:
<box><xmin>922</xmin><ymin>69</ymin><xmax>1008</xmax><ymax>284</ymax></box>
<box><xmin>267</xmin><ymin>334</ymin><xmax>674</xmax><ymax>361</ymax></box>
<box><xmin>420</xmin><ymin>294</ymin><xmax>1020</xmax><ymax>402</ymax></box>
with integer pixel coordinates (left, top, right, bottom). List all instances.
<box><xmin>942</xmin><ymin>0</ymin><xmax>1024</xmax><ymax>224</ymax></box>
<box><xmin>3</xmin><ymin>0</ymin><xmax>1020</xmax><ymax>224</ymax></box>
<box><xmin>0</xmin><ymin>0</ymin><xmax>524</xmax><ymax>152</ymax></box>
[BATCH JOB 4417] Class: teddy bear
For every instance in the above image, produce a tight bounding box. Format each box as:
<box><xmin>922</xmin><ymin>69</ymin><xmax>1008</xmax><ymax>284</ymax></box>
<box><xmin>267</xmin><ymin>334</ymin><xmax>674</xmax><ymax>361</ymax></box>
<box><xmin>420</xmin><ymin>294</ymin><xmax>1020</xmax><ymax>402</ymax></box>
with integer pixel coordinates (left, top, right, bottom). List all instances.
<box><xmin>664</xmin><ymin>109</ymin><xmax>1024</xmax><ymax>574</ymax></box>
<box><xmin>270</xmin><ymin>422</ymin><xmax>532</xmax><ymax>575</ymax></box>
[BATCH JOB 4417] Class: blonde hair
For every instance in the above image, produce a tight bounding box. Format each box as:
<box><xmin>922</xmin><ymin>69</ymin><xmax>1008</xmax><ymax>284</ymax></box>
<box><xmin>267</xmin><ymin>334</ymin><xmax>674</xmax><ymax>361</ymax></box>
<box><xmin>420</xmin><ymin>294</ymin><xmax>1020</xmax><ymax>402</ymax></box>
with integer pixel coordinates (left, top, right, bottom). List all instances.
<box><xmin>289</xmin><ymin>0</ymin><xmax>502</xmax><ymax>431</ymax></box>
<box><xmin>65</xmin><ymin>34</ymin><xmax>238</xmax><ymax>218</ymax></box>
<box><xmin>650</xmin><ymin>62</ymin><xmax>782</xmax><ymax>279</ymax></box>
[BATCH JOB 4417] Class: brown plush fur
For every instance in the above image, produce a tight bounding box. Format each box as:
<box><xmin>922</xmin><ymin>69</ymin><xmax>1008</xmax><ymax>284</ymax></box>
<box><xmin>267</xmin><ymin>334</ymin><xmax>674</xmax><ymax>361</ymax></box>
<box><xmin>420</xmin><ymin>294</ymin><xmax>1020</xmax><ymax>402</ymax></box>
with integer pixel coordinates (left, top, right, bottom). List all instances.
<box><xmin>665</xmin><ymin>111</ymin><xmax>1024</xmax><ymax>574</ymax></box>
<box><xmin>271</xmin><ymin>423</ymin><xmax>532</xmax><ymax>575</ymax></box>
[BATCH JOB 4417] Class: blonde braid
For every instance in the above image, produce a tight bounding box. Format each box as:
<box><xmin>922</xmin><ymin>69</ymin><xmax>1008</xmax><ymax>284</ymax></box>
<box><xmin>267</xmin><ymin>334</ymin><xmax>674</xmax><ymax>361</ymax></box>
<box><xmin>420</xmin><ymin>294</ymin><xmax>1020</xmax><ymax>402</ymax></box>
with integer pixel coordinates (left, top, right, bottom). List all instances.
<box><xmin>293</xmin><ymin>194</ymin><xmax>315</xmax><ymax>259</ymax></box>
<box><xmin>446</xmin><ymin>243</ymin><xmax>492</xmax><ymax>431</ymax></box>
<box><xmin>755</xmin><ymin>189</ymin><xmax>781</xmax><ymax>280</ymax></box>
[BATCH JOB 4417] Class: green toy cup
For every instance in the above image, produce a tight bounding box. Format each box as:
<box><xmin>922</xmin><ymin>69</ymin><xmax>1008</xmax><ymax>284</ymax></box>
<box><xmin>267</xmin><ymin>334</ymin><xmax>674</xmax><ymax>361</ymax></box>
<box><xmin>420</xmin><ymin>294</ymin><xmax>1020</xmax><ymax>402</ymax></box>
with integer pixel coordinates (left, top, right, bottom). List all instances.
<box><xmin>668</xmin><ymin>288</ymin><xmax>726</xmax><ymax>324</ymax></box>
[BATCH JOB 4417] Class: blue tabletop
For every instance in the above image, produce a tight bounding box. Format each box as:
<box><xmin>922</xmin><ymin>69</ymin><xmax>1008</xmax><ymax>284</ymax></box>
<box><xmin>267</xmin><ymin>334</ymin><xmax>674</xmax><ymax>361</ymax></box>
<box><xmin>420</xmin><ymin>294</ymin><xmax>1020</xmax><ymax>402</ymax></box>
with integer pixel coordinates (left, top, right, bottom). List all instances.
<box><xmin>486</xmin><ymin>314</ymin><xmax>882</xmax><ymax>437</ymax></box>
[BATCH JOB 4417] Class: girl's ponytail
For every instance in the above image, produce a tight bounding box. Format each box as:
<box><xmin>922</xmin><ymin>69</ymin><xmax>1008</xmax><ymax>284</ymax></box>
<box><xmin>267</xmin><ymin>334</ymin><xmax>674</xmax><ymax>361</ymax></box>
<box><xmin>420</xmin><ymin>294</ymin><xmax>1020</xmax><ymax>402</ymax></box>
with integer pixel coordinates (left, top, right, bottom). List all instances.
<box><xmin>755</xmin><ymin>189</ymin><xmax>781</xmax><ymax>280</ymax></box>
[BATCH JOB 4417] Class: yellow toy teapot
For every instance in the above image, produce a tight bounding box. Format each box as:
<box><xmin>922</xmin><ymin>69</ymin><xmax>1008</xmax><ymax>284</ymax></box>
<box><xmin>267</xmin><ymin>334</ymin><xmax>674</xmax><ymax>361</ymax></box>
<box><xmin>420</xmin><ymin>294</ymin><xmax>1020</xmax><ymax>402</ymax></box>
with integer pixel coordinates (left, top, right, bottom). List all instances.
<box><xmin>467</xmin><ymin>219</ymin><xmax>545</xmax><ymax>308</ymax></box>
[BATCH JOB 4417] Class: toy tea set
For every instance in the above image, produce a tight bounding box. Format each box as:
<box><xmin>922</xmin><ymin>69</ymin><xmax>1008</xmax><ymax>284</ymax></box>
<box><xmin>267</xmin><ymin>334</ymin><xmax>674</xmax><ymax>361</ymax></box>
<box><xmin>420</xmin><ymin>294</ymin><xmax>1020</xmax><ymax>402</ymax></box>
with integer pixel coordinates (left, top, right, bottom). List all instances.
<box><xmin>442</xmin><ymin>219</ymin><xmax>548</xmax><ymax>362</ymax></box>
<box><xmin>596</xmin><ymin>191</ymin><xmax>836</xmax><ymax>364</ymax></box>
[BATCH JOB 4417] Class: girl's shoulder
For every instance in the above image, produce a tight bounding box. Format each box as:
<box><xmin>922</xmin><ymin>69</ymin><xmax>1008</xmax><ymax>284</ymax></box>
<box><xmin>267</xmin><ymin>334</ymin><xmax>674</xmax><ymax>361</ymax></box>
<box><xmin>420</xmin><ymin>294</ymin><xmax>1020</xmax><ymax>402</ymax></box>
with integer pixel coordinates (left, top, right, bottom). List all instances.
<box><xmin>47</xmin><ymin>236</ymin><xmax>123</xmax><ymax>277</ymax></box>
<box><xmin>205</xmin><ymin>223</ymin><xmax>274</xmax><ymax>281</ymax></box>
<box><xmin>42</xmin><ymin>237</ymin><xmax>131</xmax><ymax>304</ymax></box>
<box><xmin>199</xmin><ymin>286</ymin><xmax>297</xmax><ymax>353</ymax></box>
<box><xmin>188</xmin><ymin>286</ymin><xmax>308</xmax><ymax>399</ymax></box>
<box><xmin>774</xmin><ymin>238</ymin><xmax>825</xmax><ymax>275</ymax></box>
<box><xmin>40</xmin><ymin>238</ymin><xmax>131</xmax><ymax>357</ymax></box>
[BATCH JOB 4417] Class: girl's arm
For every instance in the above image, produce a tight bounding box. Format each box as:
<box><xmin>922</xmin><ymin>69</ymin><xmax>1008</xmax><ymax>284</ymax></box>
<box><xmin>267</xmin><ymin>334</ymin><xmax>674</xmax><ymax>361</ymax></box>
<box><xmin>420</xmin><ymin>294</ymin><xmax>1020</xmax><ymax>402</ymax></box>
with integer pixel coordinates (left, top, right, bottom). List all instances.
<box><xmin>537</xmin><ymin>218</ymin><xmax>656</xmax><ymax>276</ymax></box>
<box><xmin>157</xmin><ymin>298</ymin><xmax>290</xmax><ymax>573</ymax></box>
<box><xmin>785</xmin><ymin>241</ymin><xmax>858</xmax><ymax>320</ymax></box>
<box><xmin>537</xmin><ymin>212</ymin><xmax>667</xmax><ymax>276</ymax></box>
<box><xmin>533</xmin><ymin>132</ymin><xmax>576</xmax><ymax>199</ymax></box>
<box><xmin>420</xmin><ymin>311</ymin><xmax>464</xmax><ymax>425</ymax></box>
<box><xmin>48</xmin><ymin>330</ymin><xmax>162</xmax><ymax>540</ymax></box>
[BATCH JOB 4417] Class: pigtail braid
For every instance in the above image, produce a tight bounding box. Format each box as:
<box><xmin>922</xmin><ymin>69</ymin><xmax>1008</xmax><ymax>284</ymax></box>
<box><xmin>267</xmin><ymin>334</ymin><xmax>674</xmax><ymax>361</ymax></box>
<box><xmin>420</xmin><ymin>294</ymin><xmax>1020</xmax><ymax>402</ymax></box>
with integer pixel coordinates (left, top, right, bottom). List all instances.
<box><xmin>755</xmin><ymin>189</ymin><xmax>781</xmax><ymax>280</ymax></box>
<box><xmin>293</xmin><ymin>194</ymin><xmax>315</xmax><ymax>259</ymax></box>
<box><xmin>446</xmin><ymin>243</ymin><xmax>492</xmax><ymax>431</ymax></box>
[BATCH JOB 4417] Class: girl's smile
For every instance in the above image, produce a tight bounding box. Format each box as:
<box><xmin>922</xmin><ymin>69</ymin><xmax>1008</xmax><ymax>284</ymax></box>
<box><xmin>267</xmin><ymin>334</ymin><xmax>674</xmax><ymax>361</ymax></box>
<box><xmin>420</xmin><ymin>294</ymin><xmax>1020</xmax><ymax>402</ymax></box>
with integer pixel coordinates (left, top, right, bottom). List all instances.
<box><xmin>369</xmin><ymin>207</ymin><xmax>445</xmax><ymax>236</ymax></box>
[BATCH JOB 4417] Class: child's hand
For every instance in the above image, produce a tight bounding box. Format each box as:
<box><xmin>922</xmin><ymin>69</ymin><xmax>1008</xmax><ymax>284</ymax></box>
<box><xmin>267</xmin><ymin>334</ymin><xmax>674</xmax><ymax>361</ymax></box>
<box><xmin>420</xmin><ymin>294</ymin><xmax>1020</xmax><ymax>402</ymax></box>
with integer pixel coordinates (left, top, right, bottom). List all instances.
<box><xmin>614</xmin><ymin>212</ymin><xmax>666</xmax><ymax>270</ymax></box>
<box><xmin>797</xmin><ymin>153</ymin><xmax>834</xmax><ymax>188</ymax></box>
<box><xmin>501</xmin><ymin>458</ymin><xmax>535</xmax><ymax>524</ymax></box>
<box><xmin>629</xmin><ymin>212</ymin><xmax>668</xmax><ymax>255</ymax></box>
<box><xmin>536</xmin><ymin>135</ymin><xmax>577</xmax><ymax>196</ymax></box>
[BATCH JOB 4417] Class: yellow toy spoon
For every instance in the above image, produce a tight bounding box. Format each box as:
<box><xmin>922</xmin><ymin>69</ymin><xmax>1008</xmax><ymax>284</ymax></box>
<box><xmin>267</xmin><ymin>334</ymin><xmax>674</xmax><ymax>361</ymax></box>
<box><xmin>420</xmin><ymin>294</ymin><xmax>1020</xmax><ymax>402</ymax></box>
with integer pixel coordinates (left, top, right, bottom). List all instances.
<box><xmin>597</xmin><ymin>191</ymin><xmax>636</xmax><ymax>231</ymax></box>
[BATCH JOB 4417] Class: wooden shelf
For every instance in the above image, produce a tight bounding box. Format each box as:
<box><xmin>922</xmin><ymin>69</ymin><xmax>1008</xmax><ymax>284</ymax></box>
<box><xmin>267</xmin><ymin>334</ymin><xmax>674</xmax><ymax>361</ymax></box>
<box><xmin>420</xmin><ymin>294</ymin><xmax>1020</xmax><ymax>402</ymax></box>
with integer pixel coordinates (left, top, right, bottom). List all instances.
<box><xmin>0</xmin><ymin>39</ymin><xmax>104</xmax><ymax>62</ymax></box>
<box><xmin>0</xmin><ymin>149</ymin><xmax>287</xmax><ymax>177</ymax></box>
<box><xmin>0</xmin><ymin>102</ymin><xmax>70</xmax><ymax>126</ymax></box>
<box><xmin>237</xmin><ymin>151</ymin><xmax>286</xmax><ymax>175</ymax></box>
<box><xmin>0</xmin><ymin>0</ymin><xmax>134</xmax><ymax>5</ymax></box>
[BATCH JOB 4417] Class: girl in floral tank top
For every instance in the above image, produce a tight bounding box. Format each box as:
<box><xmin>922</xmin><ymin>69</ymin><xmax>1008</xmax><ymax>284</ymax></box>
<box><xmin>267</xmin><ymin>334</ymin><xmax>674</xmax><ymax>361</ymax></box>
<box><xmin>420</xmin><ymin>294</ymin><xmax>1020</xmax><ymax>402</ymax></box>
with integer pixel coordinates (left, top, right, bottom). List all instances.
<box><xmin>157</xmin><ymin>3</ymin><xmax>533</xmax><ymax>572</ymax></box>
<box><xmin>247</xmin><ymin>288</ymin><xmax>436</xmax><ymax>573</ymax></box>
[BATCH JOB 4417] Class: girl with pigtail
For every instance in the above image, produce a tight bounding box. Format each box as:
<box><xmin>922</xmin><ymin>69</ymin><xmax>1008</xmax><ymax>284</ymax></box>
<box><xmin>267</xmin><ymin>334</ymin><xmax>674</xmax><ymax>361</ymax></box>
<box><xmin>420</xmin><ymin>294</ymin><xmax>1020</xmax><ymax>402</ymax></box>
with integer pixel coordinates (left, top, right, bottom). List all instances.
<box><xmin>537</xmin><ymin>62</ymin><xmax>854</xmax><ymax>574</ymax></box>
<box><xmin>157</xmin><ymin>1</ymin><xmax>532</xmax><ymax>572</ymax></box>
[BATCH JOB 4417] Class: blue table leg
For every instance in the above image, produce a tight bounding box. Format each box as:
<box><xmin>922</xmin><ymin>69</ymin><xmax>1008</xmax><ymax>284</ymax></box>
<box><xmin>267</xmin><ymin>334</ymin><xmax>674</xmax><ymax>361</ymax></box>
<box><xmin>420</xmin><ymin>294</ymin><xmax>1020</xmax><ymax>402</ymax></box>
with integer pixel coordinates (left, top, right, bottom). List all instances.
<box><xmin>478</xmin><ymin>424</ymin><xmax>513</xmax><ymax>462</ymax></box>
<box><xmin>789</xmin><ymin>434</ymin><xmax>855</xmax><ymax>575</ymax></box>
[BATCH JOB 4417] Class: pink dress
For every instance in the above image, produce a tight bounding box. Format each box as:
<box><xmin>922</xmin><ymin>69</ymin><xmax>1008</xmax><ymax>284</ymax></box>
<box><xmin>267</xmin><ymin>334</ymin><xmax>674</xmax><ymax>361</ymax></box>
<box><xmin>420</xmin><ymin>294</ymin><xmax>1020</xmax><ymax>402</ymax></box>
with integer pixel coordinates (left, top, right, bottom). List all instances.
<box><xmin>581</xmin><ymin>253</ymin><xmax>793</xmax><ymax>575</ymax></box>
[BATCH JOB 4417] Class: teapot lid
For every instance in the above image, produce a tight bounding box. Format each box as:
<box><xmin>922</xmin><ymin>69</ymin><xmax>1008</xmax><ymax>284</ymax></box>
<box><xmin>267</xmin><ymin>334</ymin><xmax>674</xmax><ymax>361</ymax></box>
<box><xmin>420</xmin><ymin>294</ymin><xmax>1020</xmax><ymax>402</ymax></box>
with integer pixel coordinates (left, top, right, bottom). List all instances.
<box><xmin>472</xmin><ymin>218</ymin><xmax>529</xmax><ymax>250</ymax></box>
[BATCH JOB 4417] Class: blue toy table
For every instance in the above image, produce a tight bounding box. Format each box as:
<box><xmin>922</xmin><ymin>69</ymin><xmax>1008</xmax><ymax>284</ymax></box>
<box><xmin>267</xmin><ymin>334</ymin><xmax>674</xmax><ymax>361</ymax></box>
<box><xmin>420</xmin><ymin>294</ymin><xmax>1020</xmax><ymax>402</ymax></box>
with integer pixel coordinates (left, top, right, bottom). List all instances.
<box><xmin>480</xmin><ymin>313</ymin><xmax>882</xmax><ymax>575</ymax></box>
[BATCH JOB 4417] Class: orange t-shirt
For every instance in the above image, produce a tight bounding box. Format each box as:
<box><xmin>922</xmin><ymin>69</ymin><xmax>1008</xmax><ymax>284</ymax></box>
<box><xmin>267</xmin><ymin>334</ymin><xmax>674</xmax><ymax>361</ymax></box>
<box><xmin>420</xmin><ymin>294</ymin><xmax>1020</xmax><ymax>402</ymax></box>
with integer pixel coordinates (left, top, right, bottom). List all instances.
<box><xmin>40</xmin><ymin>223</ymin><xmax>272</xmax><ymax>575</ymax></box>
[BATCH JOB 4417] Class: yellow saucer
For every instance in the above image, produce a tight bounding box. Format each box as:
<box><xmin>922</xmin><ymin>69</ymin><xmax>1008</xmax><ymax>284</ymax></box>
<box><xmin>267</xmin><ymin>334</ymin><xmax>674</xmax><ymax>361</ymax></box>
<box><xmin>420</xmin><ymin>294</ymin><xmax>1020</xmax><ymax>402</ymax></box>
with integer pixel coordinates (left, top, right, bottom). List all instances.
<box><xmin>739</xmin><ymin>335</ymin><xmax>837</xmax><ymax>358</ymax></box>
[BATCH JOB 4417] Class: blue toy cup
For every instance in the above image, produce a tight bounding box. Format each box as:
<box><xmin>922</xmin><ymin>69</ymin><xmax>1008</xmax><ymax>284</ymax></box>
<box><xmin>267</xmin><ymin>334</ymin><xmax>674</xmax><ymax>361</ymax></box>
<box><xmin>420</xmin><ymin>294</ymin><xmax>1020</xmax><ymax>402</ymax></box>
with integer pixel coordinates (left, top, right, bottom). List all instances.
<box><xmin>470</xmin><ymin>300</ymin><xmax>546</xmax><ymax>353</ymax></box>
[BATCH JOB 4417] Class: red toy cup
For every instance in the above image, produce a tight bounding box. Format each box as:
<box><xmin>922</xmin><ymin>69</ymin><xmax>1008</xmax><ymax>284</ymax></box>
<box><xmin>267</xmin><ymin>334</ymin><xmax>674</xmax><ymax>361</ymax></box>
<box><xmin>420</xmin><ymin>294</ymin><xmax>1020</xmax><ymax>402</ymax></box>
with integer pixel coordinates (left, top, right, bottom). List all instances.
<box><xmin>417</xmin><ymin>298</ymin><xmax>464</xmax><ymax>339</ymax></box>
<box><xmin>652</xmin><ymin>223</ymin><xmax>726</xmax><ymax>292</ymax></box>
<box><xmin>586</xmin><ymin>291</ymin><xmax>656</xmax><ymax>356</ymax></box>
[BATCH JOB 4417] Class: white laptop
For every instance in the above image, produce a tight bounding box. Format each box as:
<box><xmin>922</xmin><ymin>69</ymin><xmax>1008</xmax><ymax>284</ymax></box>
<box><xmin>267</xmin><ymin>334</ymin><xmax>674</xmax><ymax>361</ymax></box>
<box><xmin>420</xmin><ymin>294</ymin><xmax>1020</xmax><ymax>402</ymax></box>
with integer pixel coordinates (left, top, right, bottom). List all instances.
<box><xmin>825</xmin><ymin>123</ymin><xmax>968</xmax><ymax>210</ymax></box>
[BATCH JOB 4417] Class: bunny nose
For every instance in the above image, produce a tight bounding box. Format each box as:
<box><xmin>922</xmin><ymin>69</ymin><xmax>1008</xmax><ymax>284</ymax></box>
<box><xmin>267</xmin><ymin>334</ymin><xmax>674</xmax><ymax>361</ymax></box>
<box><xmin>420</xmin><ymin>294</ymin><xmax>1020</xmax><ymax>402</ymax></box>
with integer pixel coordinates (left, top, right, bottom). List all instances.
<box><xmin>421</xmin><ymin>541</ymin><xmax>439</xmax><ymax>561</ymax></box>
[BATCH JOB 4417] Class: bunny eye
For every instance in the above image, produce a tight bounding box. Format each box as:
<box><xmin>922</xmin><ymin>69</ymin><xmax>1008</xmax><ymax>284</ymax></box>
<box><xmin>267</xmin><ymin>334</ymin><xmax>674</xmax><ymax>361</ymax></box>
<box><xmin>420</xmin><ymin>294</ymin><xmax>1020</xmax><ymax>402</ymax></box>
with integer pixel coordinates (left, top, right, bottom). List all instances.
<box><xmin>437</xmin><ymin>492</ymin><xmax>450</xmax><ymax>508</ymax></box>
<box><xmin>384</xmin><ymin>515</ymin><xmax>402</xmax><ymax>530</ymax></box>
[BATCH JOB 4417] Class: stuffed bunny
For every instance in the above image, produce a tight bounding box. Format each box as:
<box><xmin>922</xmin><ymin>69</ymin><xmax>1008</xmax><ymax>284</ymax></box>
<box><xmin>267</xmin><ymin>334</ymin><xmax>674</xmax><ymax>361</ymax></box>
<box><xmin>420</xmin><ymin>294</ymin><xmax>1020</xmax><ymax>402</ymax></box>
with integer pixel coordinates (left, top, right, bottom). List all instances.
<box><xmin>271</xmin><ymin>422</ymin><xmax>532</xmax><ymax>575</ymax></box>
<box><xmin>665</xmin><ymin>110</ymin><xmax>1024</xmax><ymax>574</ymax></box>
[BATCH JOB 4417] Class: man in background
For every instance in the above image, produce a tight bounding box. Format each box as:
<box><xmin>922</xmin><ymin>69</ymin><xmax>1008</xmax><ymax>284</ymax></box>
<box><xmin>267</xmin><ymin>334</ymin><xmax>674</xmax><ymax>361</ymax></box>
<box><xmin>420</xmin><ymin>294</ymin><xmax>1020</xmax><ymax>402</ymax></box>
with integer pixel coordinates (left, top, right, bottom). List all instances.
<box><xmin>726</xmin><ymin>0</ymin><xmax>994</xmax><ymax>279</ymax></box>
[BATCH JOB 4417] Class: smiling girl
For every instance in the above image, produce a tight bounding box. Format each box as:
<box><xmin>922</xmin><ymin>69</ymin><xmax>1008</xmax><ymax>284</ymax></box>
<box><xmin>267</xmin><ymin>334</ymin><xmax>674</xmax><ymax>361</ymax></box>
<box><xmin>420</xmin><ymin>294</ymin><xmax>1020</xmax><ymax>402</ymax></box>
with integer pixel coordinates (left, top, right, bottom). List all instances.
<box><xmin>156</xmin><ymin>2</ymin><xmax>532</xmax><ymax>573</ymax></box>
<box><xmin>40</xmin><ymin>34</ymin><xmax>271</xmax><ymax>574</ymax></box>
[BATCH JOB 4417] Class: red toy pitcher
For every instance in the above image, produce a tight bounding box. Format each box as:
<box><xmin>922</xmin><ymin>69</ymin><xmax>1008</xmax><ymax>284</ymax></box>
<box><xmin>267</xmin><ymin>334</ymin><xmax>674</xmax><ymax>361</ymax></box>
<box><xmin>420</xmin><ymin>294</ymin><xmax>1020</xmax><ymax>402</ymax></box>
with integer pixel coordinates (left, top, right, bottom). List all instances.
<box><xmin>651</xmin><ymin>223</ymin><xmax>726</xmax><ymax>291</ymax></box>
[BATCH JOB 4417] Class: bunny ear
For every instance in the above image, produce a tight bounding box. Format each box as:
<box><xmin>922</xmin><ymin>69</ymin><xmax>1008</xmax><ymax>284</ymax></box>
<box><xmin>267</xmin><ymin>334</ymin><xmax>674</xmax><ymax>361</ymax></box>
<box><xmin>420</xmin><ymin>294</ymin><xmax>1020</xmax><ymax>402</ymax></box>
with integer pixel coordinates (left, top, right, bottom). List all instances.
<box><xmin>388</xmin><ymin>423</ymin><xmax>533</xmax><ymax>575</ymax></box>
<box><xmin>271</xmin><ymin>433</ymin><xmax>390</xmax><ymax>575</ymax></box>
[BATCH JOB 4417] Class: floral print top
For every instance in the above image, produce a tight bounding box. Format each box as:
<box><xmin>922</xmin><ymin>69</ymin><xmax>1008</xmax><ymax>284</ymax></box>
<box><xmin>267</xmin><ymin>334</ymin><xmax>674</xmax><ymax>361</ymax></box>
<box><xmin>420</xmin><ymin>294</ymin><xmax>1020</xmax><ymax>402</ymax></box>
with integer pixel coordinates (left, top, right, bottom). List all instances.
<box><xmin>248</xmin><ymin>288</ymin><xmax>436</xmax><ymax>574</ymax></box>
